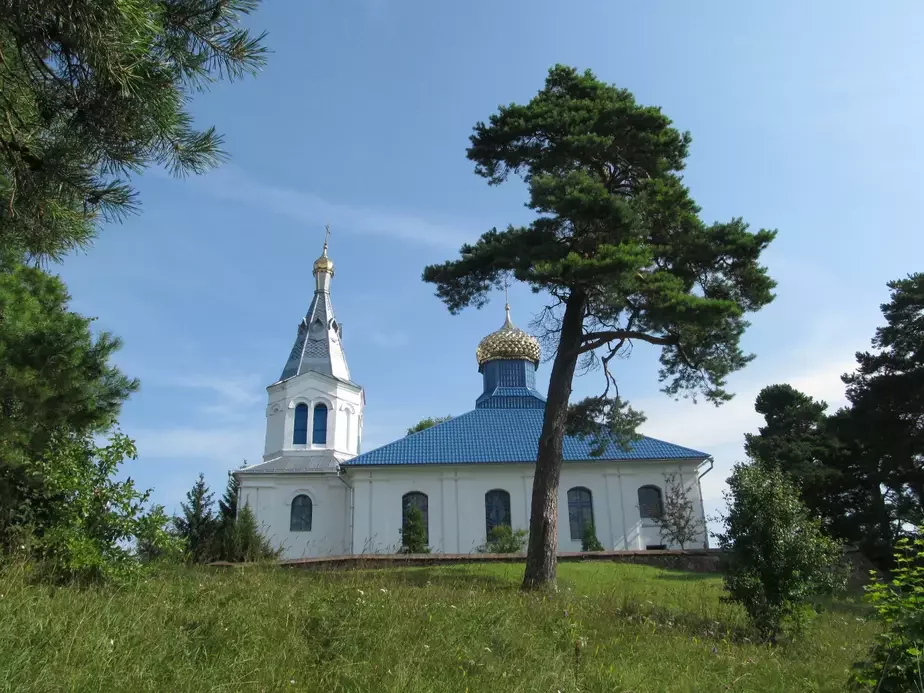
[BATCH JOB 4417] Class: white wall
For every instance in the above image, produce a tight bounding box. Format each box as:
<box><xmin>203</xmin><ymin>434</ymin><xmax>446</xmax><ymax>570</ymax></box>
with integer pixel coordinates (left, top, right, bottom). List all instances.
<box><xmin>239</xmin><ymin>473</ymin><xmax>351</xmax><ymax>559</ymax></box>
<box><xmin>347</xmin><ymin>460</ymin><xmax>708</xmax><ymax>555</ymax></box>
<box><xmin>263</xmin><ymin>372</ymin><xmax>363</xmax><ymax>463</ymax></box>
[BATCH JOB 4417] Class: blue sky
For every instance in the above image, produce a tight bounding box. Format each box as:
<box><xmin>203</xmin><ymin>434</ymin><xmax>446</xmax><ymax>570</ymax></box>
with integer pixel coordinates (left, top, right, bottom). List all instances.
<box><xmin>58</xmin><ymin>0</ymin><xmax>924</xmax><ymax>522</ymax></box>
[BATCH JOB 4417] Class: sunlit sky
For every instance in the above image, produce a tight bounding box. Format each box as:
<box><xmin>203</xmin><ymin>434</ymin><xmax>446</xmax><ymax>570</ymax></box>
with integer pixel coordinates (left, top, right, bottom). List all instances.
<box><xmin>58</xmin><ymin>0</ymin><xmax>924</xmax><ymax>523</ymax></box>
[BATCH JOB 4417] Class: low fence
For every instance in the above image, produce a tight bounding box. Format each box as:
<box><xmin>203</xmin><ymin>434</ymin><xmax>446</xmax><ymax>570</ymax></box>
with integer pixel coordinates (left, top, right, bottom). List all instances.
<box><xmin>266</xmin><ymin>548</ymin><xmax>724</xmax><ymax>573</ymax></box>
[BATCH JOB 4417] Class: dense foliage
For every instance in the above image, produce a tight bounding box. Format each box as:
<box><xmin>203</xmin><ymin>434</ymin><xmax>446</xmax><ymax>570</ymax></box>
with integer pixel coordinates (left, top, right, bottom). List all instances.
<box><xmin>716</xmin><ymin>463</ymin><xmax>845</xmax><ymax>642</ymax></box>
<box><xmin>423</xmin><ymin>64</ymin><xmax>776</xmax><ymax>587</ymax></box>
<box><xmin>400</xmin><ymin>505</ymin><xmax>429</xmax><ymax>554</ymax></box>
<box><xmin>172</xmin><ymin>472</ymin><xmax>277</xmax><ymax>563</ymax></box>
<box><xmin>745</xmin><ymin>274</ymin><xmax>924</xmax><ymax>569</ymax></box>
<box><xmin>20</xmin><ymin>432</ymin><xmax>180</xmax><ymax>583</ymax></box>
<box><xmin>581</xmin><ymin>522</ymin><xmax>604</xmax><ymax>552</ymax></box>
<box><xmin>658</xmin><ymin>473</ymin><xmax>704</xmax><ymax>550</ymax></box>
<box><xmin>477</xmin><ymin>525</ymin><xmax>528</xmax><ymax>554</ymax></box>
<box><xmin>0</xmin><ymin>0</ymin><xmax>267</xmax><ymax>260</ymax></box>
<box><xmin>850</xmin><ymin>532</ymin><xmax>924</xmax><ymax>692</ymax></box>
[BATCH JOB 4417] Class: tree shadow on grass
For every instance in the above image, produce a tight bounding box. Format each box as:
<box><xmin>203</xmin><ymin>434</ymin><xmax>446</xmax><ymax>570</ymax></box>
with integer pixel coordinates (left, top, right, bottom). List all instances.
<box><xmin>382</xmin><ymin>567</ymin><xmax>519</xmax><ymax>591</ymax></box>
<box><xmin>652</xmin><ymin>570</ymin><xmax>720</xmax><ymax>583</ymax></box>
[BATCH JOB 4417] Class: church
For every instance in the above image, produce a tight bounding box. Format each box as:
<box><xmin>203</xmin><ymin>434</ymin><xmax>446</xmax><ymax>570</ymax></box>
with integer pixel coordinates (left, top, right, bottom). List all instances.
<box><xmin>235</xmin><ymin>240</ymin><xmax>713</xmax><ymax>559</ymax></box>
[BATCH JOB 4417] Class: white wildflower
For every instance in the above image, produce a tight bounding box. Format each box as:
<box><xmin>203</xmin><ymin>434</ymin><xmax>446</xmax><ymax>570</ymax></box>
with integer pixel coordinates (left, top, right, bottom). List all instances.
<box><xmin>290</xmin><ymin>680</ymin><xmax>296</xmax><ymax>685</ymax></box>
<box><xmin>379</xmin><ymin>588</ymin><xmax>388</xmax><ymax>594</ymax></box>
<box><xmin>450</xmin><ymin>604</ymin><xmax>457</xmax><ymax>609</ymax></box>
<box><xmin>357</xmin><ymin>589</ymin><xmax>365</xmax><ymax>596</ymax></box>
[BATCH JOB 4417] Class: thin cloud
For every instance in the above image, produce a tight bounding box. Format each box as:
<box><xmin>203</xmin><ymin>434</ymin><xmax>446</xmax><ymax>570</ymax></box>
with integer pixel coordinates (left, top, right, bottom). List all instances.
<box><xmin>192</xmin><ymin>165</ymin><xmax>472</xmax><ymax>249</ymax></box>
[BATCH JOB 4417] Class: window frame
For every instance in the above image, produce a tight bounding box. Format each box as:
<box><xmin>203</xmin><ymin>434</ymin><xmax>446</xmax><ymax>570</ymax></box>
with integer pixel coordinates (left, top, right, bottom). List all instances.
<box><xmin>401</xmin><ymin>491</ymin><xmax>429</xmax><ymax>543</ymax></box>
<box><xmin>293</xmin><ymin>402</ymin><xmax>309</xmax><ymax>445</ymax></box>
<box><xmin>290</xmin><ymin>493</ymin><xmax>313</xmax><ymax>532</ymax></box>
<box><xmin>637</xmin><ymin>485</ymin><xmax>664</xmax><ymax>522</ymax></box>
<box><xmin>484</xmin><ymin>489</ymin><xmax>512</xmax><ymax>536</ymax></box>
<box><xmin>312</xmin><ymin>403</ymin><xmax>328</xmax><ymax>445</ymax></box>
<box><xmin>566</xmin><ymin>486</ymin><xmax>594</xmax><ymax>542</ymax></box>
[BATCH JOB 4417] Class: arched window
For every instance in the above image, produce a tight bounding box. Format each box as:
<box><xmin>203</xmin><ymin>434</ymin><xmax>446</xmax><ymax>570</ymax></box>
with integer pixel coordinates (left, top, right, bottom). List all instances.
<box><xmin>638</xmin><ymin>485</ymin><xmax>664</xmax><ymax>520</ymax></box>
<box><xmin>293</xmin><ymin>403</ymin><xmax>309</xmax><ymax>445</ymax></box>
<box><xmin>290</xmin><ymin>494</ymin><xmax>312</xmax><ymax>532</ymax></box>
<box><xmin>567</xmin><ymin>487</ymin><xmax>594</xmax><ymax>541</ymax></box>
<box><xmin>402</xmin><ymin>491</ymin><xmax>428</xmax><ymax>543</ymax></box>
<box><xmin>485</xmin><ymin>489</ymin><xmax>511</xmax><ymax>535</ymax></box>
<box><xmin>312</xmin><ymin>403</ymin><xmax>328</xmax><ymax>445</ymax></box>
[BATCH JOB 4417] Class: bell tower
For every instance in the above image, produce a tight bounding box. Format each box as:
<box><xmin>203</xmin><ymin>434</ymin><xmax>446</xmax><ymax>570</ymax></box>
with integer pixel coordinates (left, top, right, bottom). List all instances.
<box><xmin>261</xmin><ymin>228</ymin><xmax>364</xmax><ymax>469</ymax></box>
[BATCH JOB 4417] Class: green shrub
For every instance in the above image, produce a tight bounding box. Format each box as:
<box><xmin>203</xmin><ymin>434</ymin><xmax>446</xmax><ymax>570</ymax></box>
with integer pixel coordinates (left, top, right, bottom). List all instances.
<box><xmin>850</xmin><ymin>532</ymin><xmax>924</xmax><ymax>691</ymax></box>
<box><xmin>400</xmin><ymin>505</ymin><xmax>429</xmax><ymax>554</ymax></box>
<box><xmin>715</xmin><ymin>463</ymin><xmax>845</xmax><ymax>642</ymax></box>
<box><xmin>225</xmin><ymin>504</ymin><xmax>280</xmax><ymax>563</ymax></box>
<box><xmin>28</xmin><ymin>432</ymin><xmax>181</xmax><ymax>583</ymax></box>
<box><xmin>477</xmin><ymin>525</ymin><xmax>527</xmax><ymax>553</ymax></box>
<box><xmin>582</xmin><ymin>522</ymin><xmax>605</xmax><ymax>552</ymax></box>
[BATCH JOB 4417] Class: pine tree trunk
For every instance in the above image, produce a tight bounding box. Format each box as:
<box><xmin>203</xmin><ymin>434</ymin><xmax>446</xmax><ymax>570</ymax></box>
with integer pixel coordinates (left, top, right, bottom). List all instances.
<box><xmin>522</xmin><ymin>290</ymin><xmax>586</xmax><ymax>591</ymax></box>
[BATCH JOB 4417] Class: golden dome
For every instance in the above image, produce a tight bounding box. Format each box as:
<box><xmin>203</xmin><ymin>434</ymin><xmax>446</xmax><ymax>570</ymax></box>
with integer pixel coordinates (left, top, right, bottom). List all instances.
<box><xmin>313</xmin><ymin>241</ymin><xmax>334</xmax><ymax>275</ymax></box>
<box><xmin>476</xmin><ymin>304</ymin><xmax>541</xmax><ymax>366</ymax></box>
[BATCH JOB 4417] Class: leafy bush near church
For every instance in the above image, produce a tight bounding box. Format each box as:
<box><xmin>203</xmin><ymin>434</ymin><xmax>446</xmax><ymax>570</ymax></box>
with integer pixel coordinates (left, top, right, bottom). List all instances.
<box><xmin>400</xmin><ymin>505</ymin><xmax>429</xmax><ymax>554</ymax></box>
<box><xmin>658</xmin><ymin>473</ymin><xmax>705</xmax><ymax>550</ymax></box>
<box><xmin>849</xmin><ymin>532</ymin><xmax>924</xmax><ymax>692</ymax></box>
<box><xmin>715</xmin><ymin>463</ymin><xmax>845</xmax><ymax>643</ymax></box>
<box><xmin>582</xmin><ymin>522</ymin><xmax>605</xmax><ymax>552</ymax></box>
<box><xmin>23</xmin><ymin>432</ymin><xmax>181</xmax><ymax>584</ymax></box>
<box><xmin>477</xmin><ymin>525</ymin><xmax>528</xmax><ymax>553</ymax></box>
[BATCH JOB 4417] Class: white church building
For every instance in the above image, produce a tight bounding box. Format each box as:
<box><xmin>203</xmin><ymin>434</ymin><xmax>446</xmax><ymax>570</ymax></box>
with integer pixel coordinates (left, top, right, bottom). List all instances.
<box><xmin>235</xmin><ymin>240</ymin><xmax>713</xmax><ymax>559</ymax></box>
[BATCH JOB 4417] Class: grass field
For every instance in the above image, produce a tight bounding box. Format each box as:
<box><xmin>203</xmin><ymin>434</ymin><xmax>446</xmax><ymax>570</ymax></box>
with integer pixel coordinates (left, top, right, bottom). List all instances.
<box><xmin>0</xmin><ymin>561</ymin><xmax>876</xmax><ymax>692</ymax></box>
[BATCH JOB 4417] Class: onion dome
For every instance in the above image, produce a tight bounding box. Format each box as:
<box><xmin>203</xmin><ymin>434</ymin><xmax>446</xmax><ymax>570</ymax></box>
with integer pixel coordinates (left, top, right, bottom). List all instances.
<box><xmin>476</xmin><ymin>304</ymin><xmax>541</xmax><ymax>366</ymax></box>
<box><xmin>313</xmin><ymin>239</ymin><xmax>334</xmax><ymax>275</ymax></box>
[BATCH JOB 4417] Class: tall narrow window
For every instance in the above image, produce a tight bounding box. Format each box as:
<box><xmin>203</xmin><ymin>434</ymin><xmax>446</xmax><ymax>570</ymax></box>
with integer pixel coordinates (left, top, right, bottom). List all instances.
<box><xmin>293</xmin><ymin>403</ymin><xmax>309</xmax><ymax>445</ymax></box>
<box><xmin>290</xmin><ymin>494</ymin><xmax>312</xmax><ymax>532</ymax></box>
<box><xmin>567</xmin><ymin>487</ymin><xmax>594</xmax><ymax>541</ymax></box>
<box><xmin>484</xmin><ymin>489</ymin><xmax>512</xmax><ymax>535</ymax></box>
<box><xmin>638</xmin><ymin>486</ymin><xmax>664</xmax><ymax>521</ymax></box>
<box><xmin>402</xmin><ymin>491</ymin><xmax>429</xmax><ymax>543</ymax></box>
<box><xmin>312</xmin><ymin>403</ymin><xmax>328</xmax><ymax>445</ymax></box>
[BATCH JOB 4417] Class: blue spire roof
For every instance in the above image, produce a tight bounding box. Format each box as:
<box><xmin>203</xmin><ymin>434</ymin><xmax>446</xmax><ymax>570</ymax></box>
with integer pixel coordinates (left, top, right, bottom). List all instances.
<box><xmin>343</xmin><ymin>407</ymin><xmax>708</xmax><ymax>467</ymax></box>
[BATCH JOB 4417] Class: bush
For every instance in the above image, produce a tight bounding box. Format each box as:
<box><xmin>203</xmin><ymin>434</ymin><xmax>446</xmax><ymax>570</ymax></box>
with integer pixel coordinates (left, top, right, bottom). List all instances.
<box><xmin>400</xmin><ymin>505</ymin><xmax>429</xmax><ymax>554</ymax></box>
<box><xmin>224</xmin><ymin>504</ymin><xmax>280</xmax><ymax>563</ymax></box>
<box><xmin>715</xmin><ymin>463</ymin><xmax>845</xmax><ymax>642</ymax></box>
<box><xmin>477</xmin><ymin>525</ymin><xmax>527</xmax><ymax>553</ymax></box>
<box><xmin>27</xmin><ymin>432</ymin><xmax>180</xmax><ymax>583</ymax></box>
<box><xmin>850</xmin><ymin>532</ymin><xmax>924</xmax><ymax>691</ymax></box>
<box><xmin>658</xmin><ymin>473</ymin><xmax>704</xmax><ymax>550</ymax></box>
<box><xmin>582</xmin><ymin>522</ymin><xmax>605</xmax><ymax>552</ymax></box>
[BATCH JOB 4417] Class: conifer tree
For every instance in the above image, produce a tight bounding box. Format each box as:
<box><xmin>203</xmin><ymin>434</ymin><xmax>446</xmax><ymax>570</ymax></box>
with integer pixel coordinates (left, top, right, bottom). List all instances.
<box><xmin>400</xmin><ymin>505</ymin><xmax>429</xmax><ymax>554</ymax></box>
<box><xmin>173</xmin><ymin>473</ymin><xmax>218</xmax><ymax>563</ymax></box>
<box><xmin>424</xmin><ymin>65</ymin><xmax>776</xmax><ymax>588</ymax></box>
<box><xmin>0</xmin><ymin>0</ymin><xmax>267</xmax><ymax>260</ymax></box>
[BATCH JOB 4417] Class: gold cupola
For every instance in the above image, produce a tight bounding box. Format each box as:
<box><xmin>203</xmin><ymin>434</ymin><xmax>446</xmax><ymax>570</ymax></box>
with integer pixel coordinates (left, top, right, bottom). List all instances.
<box><xmin>313</xmin><ymin>240</ymin><xmax>334</xmax><ymax>276</ymax></box>
<box><xmin>476</xmin><ymin>303</ymin><xmax>541</xmax><ymax>367</ymax></box>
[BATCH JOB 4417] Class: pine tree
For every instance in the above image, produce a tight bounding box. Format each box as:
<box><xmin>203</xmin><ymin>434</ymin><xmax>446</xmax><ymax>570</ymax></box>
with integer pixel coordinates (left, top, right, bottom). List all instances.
<box><xmin>214</xmin><ymin>472</ymin><xmax>239</xmax><ymax>559</ymax></box>
<box><xmin>423</xmin><ymin>65</ymin><xmax>776</xmax><ymax>589</ymax></box>
<box><xmin>173</xmin><ymin>473</ymin><xmax>218</xmax><ymax>563</ymax></box>
<box><xmin>0</xmin><ymin>261</ymin><xmax>137</xmax><ymax>551</ymax></box>
<box><xmin>229</xmin><ymin>503</ymin><xmax>279</xmax><ymax>563</ymax></box>
<box><xmin>0</xmin><ymin>0</ymin><xmax>267</xmax><ymax>261</ymax></box>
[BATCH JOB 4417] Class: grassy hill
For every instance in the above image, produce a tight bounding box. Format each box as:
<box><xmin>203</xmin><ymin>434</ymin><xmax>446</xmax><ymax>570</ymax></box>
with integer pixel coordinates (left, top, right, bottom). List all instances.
<box><xmin>0</xmin><ymin>561</ymin><xmax>876</xmax><ymax>692</ymax></box>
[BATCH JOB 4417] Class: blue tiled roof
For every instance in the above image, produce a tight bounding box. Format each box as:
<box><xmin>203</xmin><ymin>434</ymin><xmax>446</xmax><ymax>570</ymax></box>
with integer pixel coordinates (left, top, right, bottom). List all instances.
<box><xmin>343</xmin><ymin>407</ymin><xmax>709</xmax><ymax>466</ymax></box>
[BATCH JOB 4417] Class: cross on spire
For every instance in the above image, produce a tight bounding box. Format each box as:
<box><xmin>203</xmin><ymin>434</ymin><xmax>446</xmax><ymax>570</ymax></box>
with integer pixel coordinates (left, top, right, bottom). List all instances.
<box><xmin>323</xmin><ymin>223</ymin><xmax>331</xmax><ymax>254</ymax></box>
